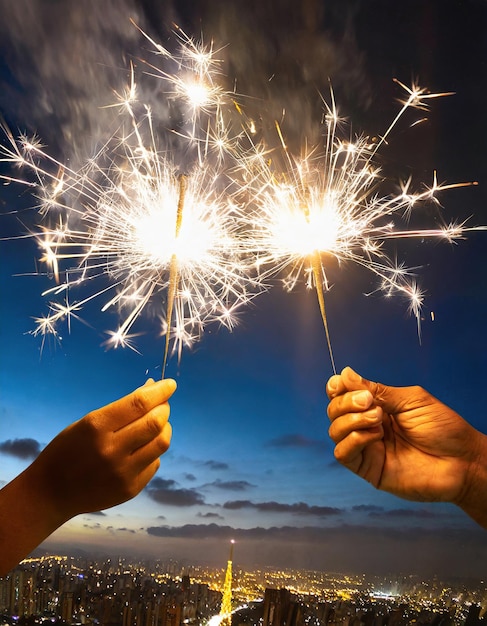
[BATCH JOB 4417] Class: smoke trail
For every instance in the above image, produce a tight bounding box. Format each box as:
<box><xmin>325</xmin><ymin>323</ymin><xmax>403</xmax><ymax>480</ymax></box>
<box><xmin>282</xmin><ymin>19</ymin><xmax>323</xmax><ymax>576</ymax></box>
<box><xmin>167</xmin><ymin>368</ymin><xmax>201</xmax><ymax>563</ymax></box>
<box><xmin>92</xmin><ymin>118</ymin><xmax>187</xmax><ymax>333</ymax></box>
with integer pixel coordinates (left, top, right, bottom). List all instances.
<box><xmin>0</xmin><ymin>0</ymin><xmax>371</xmax><ymax>160</ymax></box>
<box><xmin>168</xmin><ymin>0</ymin><xmax>372</xmax><ymax>149</ymax></box>
<box><xmin>0</xmin><ymin>0</ymin><xmax>172</xmax><ymax>161</ymax></box>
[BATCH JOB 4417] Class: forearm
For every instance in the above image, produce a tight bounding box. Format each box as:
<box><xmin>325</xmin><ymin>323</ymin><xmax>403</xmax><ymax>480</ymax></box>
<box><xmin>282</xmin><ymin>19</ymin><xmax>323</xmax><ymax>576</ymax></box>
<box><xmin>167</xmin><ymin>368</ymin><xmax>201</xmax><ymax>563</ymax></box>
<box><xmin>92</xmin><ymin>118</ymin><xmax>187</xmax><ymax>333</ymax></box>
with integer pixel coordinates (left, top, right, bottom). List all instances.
<box><xmin>0</xmin><ymin>464</ymin><xmax>68</xmax><ymax>577</ymax></box>
<box><xmin>455</xmin><ymin>432</ymin><xmax>487</xmax><ymax>529</ymax></box>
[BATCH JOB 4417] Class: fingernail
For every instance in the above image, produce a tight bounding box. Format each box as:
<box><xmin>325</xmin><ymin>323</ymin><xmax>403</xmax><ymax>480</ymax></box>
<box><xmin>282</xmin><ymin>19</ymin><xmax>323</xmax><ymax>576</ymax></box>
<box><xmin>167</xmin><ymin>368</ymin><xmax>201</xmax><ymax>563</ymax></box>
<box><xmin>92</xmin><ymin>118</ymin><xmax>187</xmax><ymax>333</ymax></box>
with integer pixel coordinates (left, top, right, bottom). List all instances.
<box><xmin>366</xmin><ymin>410</ymin><xmax>381</xmax><ymax>423</ymax></box>
<box><xmin>327</xmin><ymin>377</ymin><xmax>338</xmax><ymax>393</ymax></box>
<box><xmin>354</xmin><ymin>390</ymin><xmax>372</xmax><ymax>408</ymax></box>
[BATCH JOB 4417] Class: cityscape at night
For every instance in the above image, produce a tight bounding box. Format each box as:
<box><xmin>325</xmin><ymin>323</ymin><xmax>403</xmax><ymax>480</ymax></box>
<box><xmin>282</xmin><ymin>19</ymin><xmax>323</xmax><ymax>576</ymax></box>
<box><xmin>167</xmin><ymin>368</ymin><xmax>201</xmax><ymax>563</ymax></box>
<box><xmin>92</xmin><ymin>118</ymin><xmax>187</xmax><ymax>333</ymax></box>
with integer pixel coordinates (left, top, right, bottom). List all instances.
<box><xmin>1</xmin><ymin>552</ymin><xmax>487</xmax><ymax>626</ymax></box>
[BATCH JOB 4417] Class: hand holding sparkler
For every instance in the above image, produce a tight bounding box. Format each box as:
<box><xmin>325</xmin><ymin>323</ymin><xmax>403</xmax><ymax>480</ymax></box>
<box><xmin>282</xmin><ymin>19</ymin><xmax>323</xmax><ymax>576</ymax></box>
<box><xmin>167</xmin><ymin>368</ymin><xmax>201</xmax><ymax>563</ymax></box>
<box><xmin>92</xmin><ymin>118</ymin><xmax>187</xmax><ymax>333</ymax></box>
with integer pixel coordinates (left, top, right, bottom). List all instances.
<box><xmin>0</xmin><ymin>377</ymin><xmax>176</xmax><ymax>576</ymax></box>
<box><xmin>326</xmin><ymin>367</ymin><xmax>487</xmax><ymax>529</ymax></box>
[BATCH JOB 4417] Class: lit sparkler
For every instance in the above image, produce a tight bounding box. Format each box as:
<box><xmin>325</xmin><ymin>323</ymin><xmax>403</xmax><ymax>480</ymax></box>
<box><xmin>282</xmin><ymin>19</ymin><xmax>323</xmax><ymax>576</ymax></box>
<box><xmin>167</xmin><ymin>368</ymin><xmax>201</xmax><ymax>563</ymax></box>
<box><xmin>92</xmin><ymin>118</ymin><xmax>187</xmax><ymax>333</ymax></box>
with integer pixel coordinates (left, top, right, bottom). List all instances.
<box><xmin>238</xmin><ymin>81</ymin><xmax>481</xmax><ymax>372</ymax></box>
<box><xmin>0</xmin><ymin>31</ymin><xmax>260</xmax><ymax>371</ymax></box>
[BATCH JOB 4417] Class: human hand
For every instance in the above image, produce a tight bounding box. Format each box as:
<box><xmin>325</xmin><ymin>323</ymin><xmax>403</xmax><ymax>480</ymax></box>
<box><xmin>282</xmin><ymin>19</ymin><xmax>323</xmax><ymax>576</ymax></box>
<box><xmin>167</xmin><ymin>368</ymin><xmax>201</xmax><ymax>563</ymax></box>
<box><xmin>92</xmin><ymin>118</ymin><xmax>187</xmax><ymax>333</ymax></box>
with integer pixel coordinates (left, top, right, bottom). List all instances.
<box><xmin>28</xmin><ymin>377</ymin><xmax>176</xmax><ymax>522</ymax></box>
<box><xmin>326</xmin><ymin>367</ymin><xmax>484</xmax><ymax>506</ymax></box>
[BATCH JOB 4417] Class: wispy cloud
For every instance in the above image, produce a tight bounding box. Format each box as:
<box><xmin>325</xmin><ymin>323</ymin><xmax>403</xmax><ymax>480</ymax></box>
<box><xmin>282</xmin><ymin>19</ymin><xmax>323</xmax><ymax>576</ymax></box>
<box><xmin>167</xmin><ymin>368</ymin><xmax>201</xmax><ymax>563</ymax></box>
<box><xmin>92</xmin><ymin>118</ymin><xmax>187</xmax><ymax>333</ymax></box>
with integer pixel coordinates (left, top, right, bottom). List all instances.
<box><xmin>204</xmin><ymin>460</ymin><xmax>230</xmax><ymax>471</ymax></box>
<box><xmin>352</xmin><ymin>504</ymin><xmax>384</xmax><ymax>513</ymax></box>
<box><xmin>222</xmin><ymin>500</ymin><xmax>342</xmax><ymax>517</ymax></box>
<box><xmin>197</xmin><ymin>512</ymin><xmax>225</xmax><ymax>520</ymax></box>
<box><xmin>370</xmin><ymin>508</ymin><xmax>440</xmax><ymax>520</ymax></box>
<box><xmin>206</xmin><ymin>479</ymin><xmax>256</xmax><ymax>491</ymax></box>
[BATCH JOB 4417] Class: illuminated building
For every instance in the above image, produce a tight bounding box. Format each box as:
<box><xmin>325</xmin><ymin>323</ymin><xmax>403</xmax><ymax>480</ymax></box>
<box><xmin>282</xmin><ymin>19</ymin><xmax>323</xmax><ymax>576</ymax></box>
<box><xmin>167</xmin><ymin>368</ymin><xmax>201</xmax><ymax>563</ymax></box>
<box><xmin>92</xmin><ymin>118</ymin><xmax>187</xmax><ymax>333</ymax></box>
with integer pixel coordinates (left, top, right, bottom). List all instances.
<box><xmin>220</xmin><ymin>540</ymin><xmax>235</xmax><ymax>626</ymax></box>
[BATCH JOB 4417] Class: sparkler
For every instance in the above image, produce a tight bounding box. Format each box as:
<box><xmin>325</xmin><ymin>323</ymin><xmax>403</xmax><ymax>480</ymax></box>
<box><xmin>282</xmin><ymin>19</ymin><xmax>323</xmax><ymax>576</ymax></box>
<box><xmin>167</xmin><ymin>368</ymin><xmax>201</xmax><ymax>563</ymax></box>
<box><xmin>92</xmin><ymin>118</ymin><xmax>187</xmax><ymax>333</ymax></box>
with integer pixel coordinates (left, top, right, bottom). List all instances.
<box><xmin>1</xmin><ymin>23</ymin><xmax>483</xmax><ymax>375</ymax></box>
<box><xmin>0</xmin><ymin>31</ymin><xmax>260</xmax><ymax>372</ymax></box>
<box><xmin>238</xmin><ymin>80</ymin><xmax>481</xmax><ymax>372</ymax></box>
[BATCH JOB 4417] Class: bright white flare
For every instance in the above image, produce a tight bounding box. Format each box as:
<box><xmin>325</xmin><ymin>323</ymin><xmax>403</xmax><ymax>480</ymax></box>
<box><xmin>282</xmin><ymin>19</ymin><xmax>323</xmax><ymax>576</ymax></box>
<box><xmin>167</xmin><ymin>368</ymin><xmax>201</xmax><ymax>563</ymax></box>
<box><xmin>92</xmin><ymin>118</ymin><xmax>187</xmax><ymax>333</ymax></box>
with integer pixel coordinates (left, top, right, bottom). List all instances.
<box><xmin>240</xmin><ymin>83</ymin><xmax>479</xmax><ymax>346</ymax></box>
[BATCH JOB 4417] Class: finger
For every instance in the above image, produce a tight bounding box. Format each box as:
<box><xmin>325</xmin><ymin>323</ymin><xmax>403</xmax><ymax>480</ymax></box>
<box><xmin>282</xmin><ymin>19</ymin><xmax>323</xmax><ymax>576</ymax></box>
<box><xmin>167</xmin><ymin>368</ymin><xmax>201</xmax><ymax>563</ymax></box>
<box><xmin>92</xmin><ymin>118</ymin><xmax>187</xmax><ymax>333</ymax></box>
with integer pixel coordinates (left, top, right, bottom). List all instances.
<box><xmin>328</xmin><ymin>406</ymin><xmax>383</xmax><ymax>442</ymax></box>
<box><xmin>118</xmin><ymin>457</ymin><xmax>162</xmax><ymax>504</ymax></box>
<box><xmin>135</xmin><ymin>458</ymin><xmax>162</xmax><ymax>492</ymax></box>
<box><xmin>327</xmin><ymin>389</ymin><xmax>375</xmax><ymax>421</ymax></box>
<box><xmin>116</xmin><ymin>402</ymin><xmax>171</xmax><ymax>453</ymax></box>
<box><xmin>326</xmin><ymin>374</ymin><xmax>347</xmax><ymax>400</ymax></box>
<box><xmin>130</xmin><ymin>422</ymin><xmax>172</xmax><ymax>473</ymax></box>
<box><xmin>334</xmin><ymin>426</ymin><xmax>384</xmax><ymax>467</ymax></box>
<box><xmin>93</xmin><ymin>379</ymin><xmax>177</xmax><ymax>431</ymax></box>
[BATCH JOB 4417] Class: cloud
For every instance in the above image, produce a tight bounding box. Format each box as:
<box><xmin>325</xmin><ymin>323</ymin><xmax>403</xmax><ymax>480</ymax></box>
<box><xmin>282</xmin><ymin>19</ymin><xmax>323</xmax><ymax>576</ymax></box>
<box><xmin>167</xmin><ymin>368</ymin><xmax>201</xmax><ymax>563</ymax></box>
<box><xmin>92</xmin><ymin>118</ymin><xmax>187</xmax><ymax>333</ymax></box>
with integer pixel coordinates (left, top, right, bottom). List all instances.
<box><xmin>370</xmin><ymin>508</ymin><xmax>439</xmax><ymax>520</ymax></box>
<box><xmin>266</xmin><ymin>434</ymin><xmax>323</xmax><ymax>449</ymax></box>
<box><xmin>184</xmin><ymin>473</ymin><xmax>197</xmax><ymax>482</ymax></box>
<box><xmin>83</xmin><ymin>511</ymin><xmax>107</xmax><ymax>517</ymax></box>
<box><xmin>222</xmin><ymin>500</ymin><xmax>342</xmax><ymax>517</ymax></box>
<box><xmin>146</xmin><ymin>477</ymin><xmax>205</xmax><ymax>507</ymax></box>
<box><xmin>0</xmin><ymin>438</ymin><xmax>41</xmax><ymax>460</ymax></box>
<box><xmin>197</xmin><ymin>512</ymin><xmax>224</xmax><ymax>520</ymax></box>
<box><xmin>207</xmin><ymin>479</ymin><xmax>255</xmax><ymax>491</ymax></box>
<box><xmin>204</xmin><ymin>460</ymin><xmax>229</xmax><ymax>471</ymax></box>
<box><xmin>352</xmin><ymin>504</ymin><xmax>384</xmax><ymax>513</ymax></box>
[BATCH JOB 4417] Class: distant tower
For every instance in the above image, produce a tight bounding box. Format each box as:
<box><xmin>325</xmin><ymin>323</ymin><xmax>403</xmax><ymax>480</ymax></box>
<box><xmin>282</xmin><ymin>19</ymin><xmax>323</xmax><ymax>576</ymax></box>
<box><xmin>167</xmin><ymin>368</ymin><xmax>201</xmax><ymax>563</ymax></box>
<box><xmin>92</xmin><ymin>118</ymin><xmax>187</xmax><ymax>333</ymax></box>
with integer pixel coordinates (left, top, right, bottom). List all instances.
<box><xmin>219</xmin><ymin>540</ymin><xmax>235</xmax><ymax>626</ymax></box>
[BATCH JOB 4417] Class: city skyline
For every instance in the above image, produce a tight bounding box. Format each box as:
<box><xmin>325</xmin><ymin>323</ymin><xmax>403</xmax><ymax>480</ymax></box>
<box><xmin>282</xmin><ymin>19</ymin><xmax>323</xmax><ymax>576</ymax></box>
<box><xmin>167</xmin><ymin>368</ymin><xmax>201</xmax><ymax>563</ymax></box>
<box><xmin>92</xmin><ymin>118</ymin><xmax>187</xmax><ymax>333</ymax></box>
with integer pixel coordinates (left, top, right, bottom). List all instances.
<box><xmin>1</xmin><ymin>554</ymin><xmax>487</xmax><ymax>626</ymax></box>
<box><xmin>1</xmin><ymin>0</ymin><xmax>487</xmax><ymax>579</ymax></box>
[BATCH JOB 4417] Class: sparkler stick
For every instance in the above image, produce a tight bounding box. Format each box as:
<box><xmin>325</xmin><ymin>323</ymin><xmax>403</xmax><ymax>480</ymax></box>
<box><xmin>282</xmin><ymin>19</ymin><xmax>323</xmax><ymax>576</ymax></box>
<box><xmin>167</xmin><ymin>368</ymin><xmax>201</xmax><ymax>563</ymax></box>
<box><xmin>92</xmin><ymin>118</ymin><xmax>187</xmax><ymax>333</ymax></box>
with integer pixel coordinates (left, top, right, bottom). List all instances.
<box><xmin>162</xmin><ymin>174</ymin><xmax>187</xmax><ymax>377</ymax></box>
<box><xmin>277</xmin><ymin>119</ymin><xmax>337</xmax><ymax>372</ymax></box>
<box><xmin>296</xmin><ymin>156</ymin><xmax>337</xmax><ymax>374</ymax></box>
<box><xmin>310</xmin><ymin>247</ymin><xmax>336</xmax><ymax>374</ymax></box>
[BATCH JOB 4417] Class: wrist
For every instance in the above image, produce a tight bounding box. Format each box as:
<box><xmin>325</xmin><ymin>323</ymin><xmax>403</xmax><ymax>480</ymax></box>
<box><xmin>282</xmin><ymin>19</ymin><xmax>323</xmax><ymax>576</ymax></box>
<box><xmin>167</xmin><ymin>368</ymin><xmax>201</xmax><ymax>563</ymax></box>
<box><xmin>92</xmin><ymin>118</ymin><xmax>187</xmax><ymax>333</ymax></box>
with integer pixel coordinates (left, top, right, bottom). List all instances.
<box><xmin>18</xmin><ymin>460</ymin><xmax>71</xmax><ymax>529</ymax></box>
<box><xmin>455</xmin><ymin>431</ymin><xmax>487</xmax><ymax>528</ymax></box>
<box><xmin>0</xmin><ymin>462</ymin><xmax>69</xmax><ymax>576</ymax></box>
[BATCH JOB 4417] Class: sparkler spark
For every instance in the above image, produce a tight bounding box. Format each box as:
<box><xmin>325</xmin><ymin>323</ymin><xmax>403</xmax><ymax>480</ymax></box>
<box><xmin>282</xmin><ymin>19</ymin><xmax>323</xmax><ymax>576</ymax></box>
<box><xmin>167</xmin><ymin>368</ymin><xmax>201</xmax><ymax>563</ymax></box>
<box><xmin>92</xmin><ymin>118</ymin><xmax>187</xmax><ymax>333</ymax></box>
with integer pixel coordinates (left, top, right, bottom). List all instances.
<box><xmin>238</xmin><ymin>82</ymin><xmax>481</xmax><ymax>371</ymax></box>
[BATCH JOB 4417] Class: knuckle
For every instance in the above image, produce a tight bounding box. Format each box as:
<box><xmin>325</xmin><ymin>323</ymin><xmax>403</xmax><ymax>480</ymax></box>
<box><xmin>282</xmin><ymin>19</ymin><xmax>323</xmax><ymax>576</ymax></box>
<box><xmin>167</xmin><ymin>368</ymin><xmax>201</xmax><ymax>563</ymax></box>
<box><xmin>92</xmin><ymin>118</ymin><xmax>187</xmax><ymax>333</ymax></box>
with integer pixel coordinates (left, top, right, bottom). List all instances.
<box><xmin>348</xmin><ymin>430</ymin><xmax>364</xmax><ymax>446</ymax></box>
<box><xmin>154</xmin><ymin>424</ymin><xmax>172</xmax><ymax>455</ymax></box>
<box><xmin>144</xmin><ymin>413</ymin><xmax>164</xmax><ymax>438</ymax></box>
<box><xmin>327</xmin><ymin>398</ymin><xmax>339</xmax><ymax>420</ymax></box>
<box><xmin>334</xmin><ymin>445</ymin><xmax>347</xmax><ymax>463</ymax></box>
<box><xmin>78</xmin><ymin>412</ymin><xmax>104</xmax><ymax>447</ymax></box>
<box><xmin>328</xmin><ymin>422</ymin><xmax>338</xmax><ymax>442</ymax></box>
<box><xmin>130</xmin><ymin>388</ymin><xmax>151</xmax><ymax>416</ymax></box>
